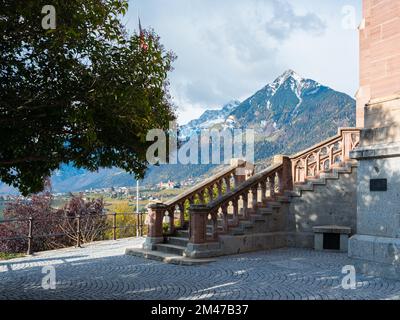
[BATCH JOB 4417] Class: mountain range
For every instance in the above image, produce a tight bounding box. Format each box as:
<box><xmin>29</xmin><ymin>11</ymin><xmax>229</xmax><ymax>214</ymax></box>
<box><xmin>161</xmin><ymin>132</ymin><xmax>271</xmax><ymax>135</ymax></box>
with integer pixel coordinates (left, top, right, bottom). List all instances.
<box><xmin>0</xmin><ymin>70</ymin><xmax>356</xmax><ymax>194</ymax></box>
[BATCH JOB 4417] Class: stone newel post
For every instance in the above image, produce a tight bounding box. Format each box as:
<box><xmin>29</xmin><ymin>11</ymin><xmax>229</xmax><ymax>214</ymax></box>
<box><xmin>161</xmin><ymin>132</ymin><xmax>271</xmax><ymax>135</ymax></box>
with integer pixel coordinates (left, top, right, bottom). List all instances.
<box><xmin>143</xmin><ymin>203</ymin><xmax>166</xmax><ymax>250</ymax></box>
<box><xmin>273</xmin><ymin>155</ymin><xmax>293</xmax><ymax>192</ymax></box>
<box><xmin>189</xmin><ymin>205</ymin><xmax>209</xmax><ymax>244</ymax></box>
<box><xmin>231</xmin><ymin>159</ymin><xmax>255</xmax><ymax>187</ymax></box>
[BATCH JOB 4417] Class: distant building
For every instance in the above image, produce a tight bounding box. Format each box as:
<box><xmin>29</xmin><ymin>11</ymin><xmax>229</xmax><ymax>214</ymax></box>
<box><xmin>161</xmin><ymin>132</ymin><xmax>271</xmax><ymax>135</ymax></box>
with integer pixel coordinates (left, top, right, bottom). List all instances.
<box><xmin>158</xmin><ymin>181</ymin><xmax>176</xmax><ymax>189</ymax></box>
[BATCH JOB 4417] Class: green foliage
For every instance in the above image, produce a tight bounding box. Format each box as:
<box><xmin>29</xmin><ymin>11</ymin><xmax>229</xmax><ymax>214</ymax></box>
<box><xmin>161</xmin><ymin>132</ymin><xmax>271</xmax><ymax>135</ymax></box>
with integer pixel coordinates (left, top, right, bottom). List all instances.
<box><xmin>105</xmin><ymin>202</ymin><xmax>136</xmax><ymax>239</ymax></box>
<box><xmin>0</xmin><ymin>0</ymin><xmax>176</xmax><ymax>195</ymax></box>
<box><xmin>0</xmin><ymin>252</ymin><xmax>25</xmax><ymax>260</ymax></box>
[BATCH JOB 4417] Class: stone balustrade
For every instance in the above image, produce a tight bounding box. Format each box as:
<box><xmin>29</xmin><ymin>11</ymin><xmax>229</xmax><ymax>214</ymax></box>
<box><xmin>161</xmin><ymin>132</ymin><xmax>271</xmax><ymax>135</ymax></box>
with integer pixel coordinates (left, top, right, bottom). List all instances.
<box><xmin>143</xmin><ymin>128</ymin><xmax>361</xmax><ymax>252</ymax></box>
<box><xmin>290</xmin><ymin>128</ymin><xmax>360</xmax><ymax>184</ymax></box>
<box><xmin>144</xmin><ymin>159</ymin><xmax>254</xmax><ymax>249</ymax></box>
<box><xmin>188</xmin><ymin>155</ymin><xmax>292</xmax><ymax>245</ymax></box>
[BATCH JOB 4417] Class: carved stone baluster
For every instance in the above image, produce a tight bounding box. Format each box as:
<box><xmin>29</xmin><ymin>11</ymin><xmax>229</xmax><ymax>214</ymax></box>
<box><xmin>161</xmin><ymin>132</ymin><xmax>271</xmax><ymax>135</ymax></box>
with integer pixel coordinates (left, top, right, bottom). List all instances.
<box><xmin>305</xmin><ymin>156</ymin><xmax>309</xmax><ymax>178</ymax></box>
<box><xmin>232</xmin><ymin>197</ymin><xmax>239</xmax><ymax>225</ymax></box>
<box><xmin>242</xmin><ymin>193</ymin><xmax>249</xmax><ymax>218</ymax></box>
<box><xmin>316</xmin><ymin>152</ymin><xmax>321</xmax><ymax>176</ymax></box>
<box><xmin>167</xmin><ymin>208</ymin><xmax>175</xmax><ymax>235</ymax></box>
<box><xmin>198</xmin><ymin>191</ymin><xmax>205</xmax><ymax>204</ymax></box>
<box><xmin>178</xmin><ymin>203</ymin><xmax>185</xmax><ymax>228</ymax></box>
<box><xmin>269</xmin><ymin>176</ymin><xmax>275</xmax><ymax>198</ymax></box>
<box><xmin>225</xmin><ymin>176</ymin><xmax>231</xmax><ymax>193</ymax></box>
<box><xmin>189</xmin><ymin>196</ymin><xmax>195</xmax><ymax>205</ymax></box>
<box><xmin>208</xmin><ymin>187</ymin><xmax>214</xmax><ymax>202</ymax></box>
<box><xmin>233</xmin><ymin>174</ymin><xmax>239</xmax><ymax>190</ymax></box>
<box><xmin>329</xmin><ymin>146</ymin><xmax>334</xmax><ymax>168</ymax></box>
<box><xmin>212</xmin><ymin>213</ymin><xmax>218</xmax><ymax>240</ymax></box>
<box><xmin>261</xmin><ymin>180</ymin><xmax>267</xmax><ymax>203</ymax></box>
<box><xmin>217</xmin><ymin>181</ymin><xmax>223</xmax><ymax>198</ymax></box>
<box><xmin>251</xmin><ymin>187</ymin><xmax>258</xmax><ymax>208</ymax></box>
<box><xmin>221</xmin><ymin>205</ymin><xmax>229</xmax><ymax>233</ymax></box>
<box><xmin>277</xmin><ymin>170</ymin><xmax>283</xmax><ymax>194</ymax></box>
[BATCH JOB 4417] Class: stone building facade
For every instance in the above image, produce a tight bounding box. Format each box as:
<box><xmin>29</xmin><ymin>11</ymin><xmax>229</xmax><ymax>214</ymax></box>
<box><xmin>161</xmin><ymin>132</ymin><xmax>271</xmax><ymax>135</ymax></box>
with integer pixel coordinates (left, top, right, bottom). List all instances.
<box><xmin>349</xmin><ymin>0</ymin><xmax>400</xmax><ymax>279</ymax></box>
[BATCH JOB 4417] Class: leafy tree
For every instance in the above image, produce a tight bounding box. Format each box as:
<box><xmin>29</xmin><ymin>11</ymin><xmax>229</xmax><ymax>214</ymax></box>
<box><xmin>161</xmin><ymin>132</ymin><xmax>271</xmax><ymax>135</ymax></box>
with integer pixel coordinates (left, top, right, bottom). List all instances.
<box><xmin>0</xmin><ymin>0</ymin><xmax>176</xmax><ymax>195</ymax></box>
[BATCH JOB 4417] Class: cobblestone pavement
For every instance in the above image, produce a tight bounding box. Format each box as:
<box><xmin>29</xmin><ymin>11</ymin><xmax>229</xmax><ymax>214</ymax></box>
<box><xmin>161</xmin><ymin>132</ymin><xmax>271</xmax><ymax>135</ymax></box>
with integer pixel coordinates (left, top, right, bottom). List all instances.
<box><xmin>1</xmin><ymin>238</ymin><xmax>400</xmax><ymax>300</ymax></box>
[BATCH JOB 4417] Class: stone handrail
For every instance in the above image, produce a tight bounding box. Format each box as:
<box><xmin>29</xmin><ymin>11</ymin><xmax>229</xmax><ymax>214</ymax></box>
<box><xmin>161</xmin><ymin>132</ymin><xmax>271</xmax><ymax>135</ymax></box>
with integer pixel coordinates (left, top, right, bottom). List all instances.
<box><xmin>290</xmin><ymin>128</ymin><xmax>360</xmax><ymax>184</ymax></box>
<box><xmin>165</xmin><ymin>159</ymin><xmax>253</xmax><ymax>210</ymax></box>
<box><xmin>144</xmin><ymin>159</ymin><xmax>254</xmax><ymax>247</ymax></box>
<box><xmin>189</xmin><ymin>156</ymin><xmax>292</xmax><ymax>244</ymax></box>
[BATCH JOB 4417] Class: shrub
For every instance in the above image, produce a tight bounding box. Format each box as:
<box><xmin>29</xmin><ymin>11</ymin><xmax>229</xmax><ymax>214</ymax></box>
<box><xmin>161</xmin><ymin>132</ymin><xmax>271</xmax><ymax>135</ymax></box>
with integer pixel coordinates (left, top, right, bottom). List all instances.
<box><xmin>0</xmin><ymin>193</ymin><xmax>105</xmax><ymax>254</ymax></box>
<box><xmin>0</xmin><ymin>192</ymin><xmax>65</xmax><ymax>253</ymax></box>
<box><xmin>60</xmin><ymin>196</ymin><xmax>106</xmax><ymax>245</ymax></box>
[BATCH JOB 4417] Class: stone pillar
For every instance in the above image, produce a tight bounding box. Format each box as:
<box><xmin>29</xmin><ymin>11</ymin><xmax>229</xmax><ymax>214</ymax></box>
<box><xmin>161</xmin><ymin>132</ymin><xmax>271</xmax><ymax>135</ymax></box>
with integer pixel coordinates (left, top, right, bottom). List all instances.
<box><xmin>348</xmin><ymin>0</ymin><xmax>400</xmax><ymax>280</ymax></box>
<box><xmin>231</xmin><ymin>158</ymin><xmax>254</xmax><ymax>186</ymax></box>
<box><xmin>356</xmin><ymin>0</ymin><xmax>400</xmax><ymax>128</ymax></box>
<box><xmin>273</xmin><ymin>154</ymin><xmax>293</xmax><ymax>188</ymax></box>
<box><xmin>143</xmin><ymin>203</ymin><xmax>166</xmax><ymax>250</ymax></box>
<box><xmin>185</xmin><ymin>205</ymin><xmax>222</xmax><ymax>259</ymax></box>
<box><xmin>189</xmin><ymin>205</ymin><xmax>208</xmax><ymax>244</ymax></box>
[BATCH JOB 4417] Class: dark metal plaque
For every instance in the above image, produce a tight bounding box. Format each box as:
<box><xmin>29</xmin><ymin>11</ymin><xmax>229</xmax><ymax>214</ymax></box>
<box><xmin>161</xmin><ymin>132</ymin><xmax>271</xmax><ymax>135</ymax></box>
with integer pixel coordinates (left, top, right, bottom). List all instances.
<box><xmin>370</xmin><ymin>179</ymin><xmax>387</xmax><ymax>192</ymax></box>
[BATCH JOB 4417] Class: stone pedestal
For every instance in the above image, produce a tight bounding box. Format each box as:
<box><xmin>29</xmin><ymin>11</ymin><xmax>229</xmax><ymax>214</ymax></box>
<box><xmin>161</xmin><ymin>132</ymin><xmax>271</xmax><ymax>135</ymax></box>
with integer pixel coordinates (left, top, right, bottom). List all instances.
<box><xmin>143</xmin><ymin>203</ymin><xmax>166</xmax><ymax>250</ymax></box>
<box><xmin>349</xmin><ymin>96</ymin><xmax>400</xmax><ymax>279</ymax></box>
<box><xmin>184</xmin><ymin>205</ymin><xmax>222</xmax><ymax>258</ymax></box>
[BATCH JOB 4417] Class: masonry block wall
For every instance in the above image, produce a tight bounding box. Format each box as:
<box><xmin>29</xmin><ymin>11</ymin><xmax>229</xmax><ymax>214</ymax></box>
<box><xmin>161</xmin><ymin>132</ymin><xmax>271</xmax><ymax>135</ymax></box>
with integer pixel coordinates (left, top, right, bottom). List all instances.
<box><xmin>357</xmin><ymin>0</ymin><xmax>400</xmax><ymax>127</ymax></box>
<box><xmin>287</xmin><ymin>167</ymin><xmax>358</xmax><ymax>248</ymax></box>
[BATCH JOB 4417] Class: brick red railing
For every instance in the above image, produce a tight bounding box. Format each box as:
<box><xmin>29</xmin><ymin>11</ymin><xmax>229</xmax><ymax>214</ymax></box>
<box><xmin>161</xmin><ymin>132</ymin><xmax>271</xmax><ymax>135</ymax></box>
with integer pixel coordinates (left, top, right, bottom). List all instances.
<box><xmin>188</xmin><ymin>156</ymin><xmax>292</xmax><ymax>244</ymax></box>
<box><xmin>290</xmin><ymin>128</ymin><xmax>360</xmax><ymax>184</ymax></box>
<box><xmin>146</xmin><ymin>159</ymin><xmax>254</xmax><ymax>239</ymax></box>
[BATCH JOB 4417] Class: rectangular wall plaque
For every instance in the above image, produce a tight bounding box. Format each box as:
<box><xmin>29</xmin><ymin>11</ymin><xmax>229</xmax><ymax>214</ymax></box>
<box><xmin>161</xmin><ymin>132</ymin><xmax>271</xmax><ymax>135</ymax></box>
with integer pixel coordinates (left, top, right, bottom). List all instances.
<box><xmin>370</xmin><ymin>179</ymin><xmax>387</xmax><ymax>192</ymax></box>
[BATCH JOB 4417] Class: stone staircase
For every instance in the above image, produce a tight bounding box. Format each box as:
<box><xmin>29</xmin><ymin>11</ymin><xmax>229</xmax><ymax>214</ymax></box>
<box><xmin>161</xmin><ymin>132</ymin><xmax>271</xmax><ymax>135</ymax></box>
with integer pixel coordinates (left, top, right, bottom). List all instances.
<box><xmin>126</xmin><ymin>128</ymin><xmax>361</xmax><ymax>263</ymax></box>
<box><xmin>289</xmin><ymin>162</ymin><xmax>357</xmax><ymax>197</ymax></box>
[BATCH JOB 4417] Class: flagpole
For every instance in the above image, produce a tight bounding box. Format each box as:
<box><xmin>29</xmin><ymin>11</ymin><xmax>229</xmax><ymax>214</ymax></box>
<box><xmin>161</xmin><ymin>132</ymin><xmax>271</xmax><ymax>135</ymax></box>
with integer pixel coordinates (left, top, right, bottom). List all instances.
<box><xmin>136</xmin><ymin>179</ymin><xmax>140</xmax><ymax>237</ymax></box>
<box><xmin>136</xmin><ymin>180</ymin><xmax>139</xmax><ymax>214</ymax></box>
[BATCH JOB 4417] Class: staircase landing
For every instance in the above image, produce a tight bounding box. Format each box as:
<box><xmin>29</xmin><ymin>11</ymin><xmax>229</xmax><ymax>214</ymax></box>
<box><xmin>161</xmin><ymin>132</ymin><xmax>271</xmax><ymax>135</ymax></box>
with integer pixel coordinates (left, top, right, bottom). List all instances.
<box><xmin>125</xmin><ymin>248</ymin><xmax>215</xmax><ymax>266</ymax></box>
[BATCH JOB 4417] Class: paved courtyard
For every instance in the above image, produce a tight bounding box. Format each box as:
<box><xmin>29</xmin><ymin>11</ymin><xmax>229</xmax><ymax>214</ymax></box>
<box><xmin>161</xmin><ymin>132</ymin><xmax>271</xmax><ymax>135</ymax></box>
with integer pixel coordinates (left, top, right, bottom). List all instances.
<box><xmin>1</xmin><ymin>238</ymin><xmax>400</xmax><ymax>300</ymax></box>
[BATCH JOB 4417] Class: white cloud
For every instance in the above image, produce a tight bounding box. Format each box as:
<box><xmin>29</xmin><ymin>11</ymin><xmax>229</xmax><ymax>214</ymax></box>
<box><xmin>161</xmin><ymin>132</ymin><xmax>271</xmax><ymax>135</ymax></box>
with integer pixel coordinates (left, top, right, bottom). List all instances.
<box><xmin>126</xmin><ymin>0</ymin><xmax>361</xmax><ymax>125</ymax></box>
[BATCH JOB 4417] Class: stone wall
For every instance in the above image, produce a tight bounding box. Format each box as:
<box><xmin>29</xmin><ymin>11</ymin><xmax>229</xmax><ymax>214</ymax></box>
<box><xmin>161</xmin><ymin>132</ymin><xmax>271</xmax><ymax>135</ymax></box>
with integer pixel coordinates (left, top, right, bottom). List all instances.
<box><xmin>357</xmin><ymin>0</ymin><xmax>400</xmax><ymax>127</ymax></box>
<box><xmin>287</xmin><ymin>167</ymin><xmax>358</xmax><ymax>248</ymax></box>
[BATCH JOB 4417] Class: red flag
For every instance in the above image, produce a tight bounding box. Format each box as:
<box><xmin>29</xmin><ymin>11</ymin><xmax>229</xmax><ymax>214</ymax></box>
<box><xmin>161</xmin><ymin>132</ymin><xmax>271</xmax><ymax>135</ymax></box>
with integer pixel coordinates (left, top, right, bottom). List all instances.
<box><xmin>139</xmin><ymin>18</ymin><xmax>148</xmax><ymax>51</ymax></box>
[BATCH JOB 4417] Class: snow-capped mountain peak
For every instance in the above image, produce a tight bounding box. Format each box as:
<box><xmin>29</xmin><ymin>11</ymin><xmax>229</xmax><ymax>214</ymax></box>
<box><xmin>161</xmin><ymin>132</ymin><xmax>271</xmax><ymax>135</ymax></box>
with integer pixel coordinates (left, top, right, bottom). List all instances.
<box><xmin>275</xmin><ymin>69</ymin><xmax>302</xmax><ymax>84</ymax></box>
<box><xmin>179</xmin><ymin>100</ymin><xmax>241</xmax><ymax>139</ymax></box>
<box><xmin>269</xmin><ymin>69</ymin><xmax>305</xmax><ymax>94</ymax></box>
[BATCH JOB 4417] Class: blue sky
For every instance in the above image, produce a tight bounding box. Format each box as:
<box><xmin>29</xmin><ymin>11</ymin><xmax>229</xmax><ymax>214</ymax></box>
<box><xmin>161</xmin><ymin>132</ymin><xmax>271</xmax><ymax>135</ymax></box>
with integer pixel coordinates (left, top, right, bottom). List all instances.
<box><xmin>124</xmin><ymin>0</ymin><xmax>362</xmax><ymax>125</ymax></box>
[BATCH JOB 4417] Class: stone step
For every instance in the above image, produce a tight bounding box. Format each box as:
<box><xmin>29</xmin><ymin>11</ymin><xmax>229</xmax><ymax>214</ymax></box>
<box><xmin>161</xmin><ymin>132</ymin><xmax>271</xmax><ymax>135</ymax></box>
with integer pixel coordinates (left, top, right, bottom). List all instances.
<box><xmin>167</xmin><ymin>237</ymin><xmax>189</xmax><ymax>247</ymax></box>
<box><xmin>267</xmin><ymin>201</ymin><xmax>282</xmax><ymax>208</ymax></box>
<box><xmin>229</xmin><ymin>228</ymin><xmax>245</xmax><ymax>236</ymax></box>
<box><xmin>257</xmin><ymin>207</ymin><xmax>273</xmax><ymax>216</ymax></box>
<box><xmin>250</xmin><ymin>214</ymin><xmax>265</xmax><ymax>222</ymax></box>
<box><xmin>239</xmin><ymin>221</ymin><xmax>254</xmax><ymax>229</ymax></box>
<box><xmin>176</xmin><ymin>229</ymin><xmax>189</xmax><ymax>238</ymax></box>
<box><xmin>296</xmin><ymin>184</ymin><xmax>314</xmax><ymax>191</ymax></box>
<box><xmin>155</xmin><ymin>243</ymin><xmax>186</xmax><ymax>256</ymax></box>
<box><xmin>276</xmin><ymin>196</ymin><xmax>291</xmax><ymax>203</ymax></box>
<box><xmin>306</xmin><ymin>178</ymin><xmax>326</xmax><ymax>186</ymax></box>
<box><xmin>125</xmin><ymin>248</ymin><xmax>215</xmax><ymax>266</ymax></box>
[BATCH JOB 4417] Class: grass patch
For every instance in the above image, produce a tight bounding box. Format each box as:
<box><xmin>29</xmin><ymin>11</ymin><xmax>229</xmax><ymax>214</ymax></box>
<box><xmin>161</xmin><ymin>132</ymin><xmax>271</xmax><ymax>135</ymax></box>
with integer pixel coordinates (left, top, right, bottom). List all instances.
<box><xmin>0</xmin><ymin>252</ymin><xmax>25</xmax><ymax>261</ymax></box>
